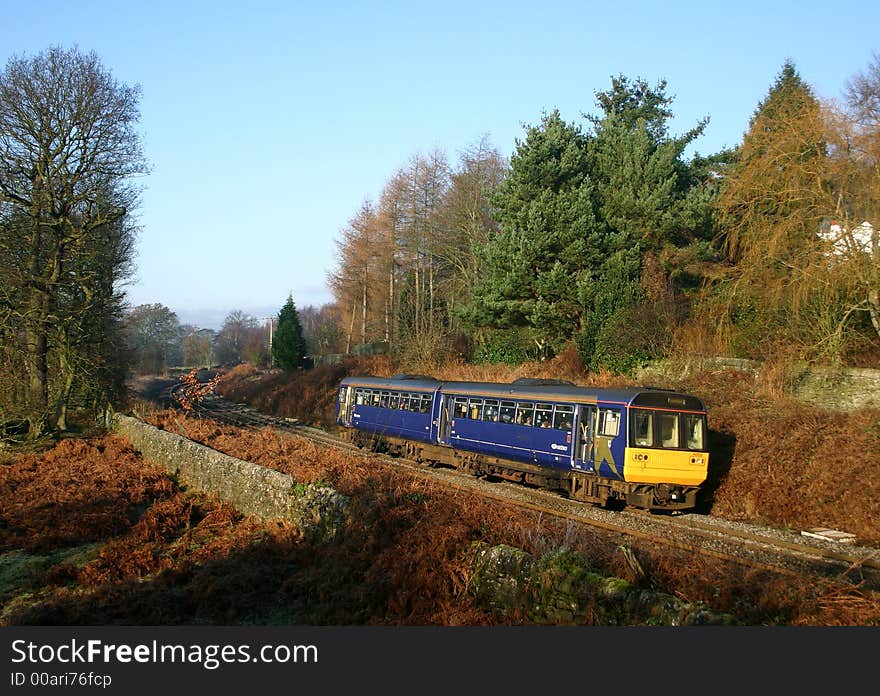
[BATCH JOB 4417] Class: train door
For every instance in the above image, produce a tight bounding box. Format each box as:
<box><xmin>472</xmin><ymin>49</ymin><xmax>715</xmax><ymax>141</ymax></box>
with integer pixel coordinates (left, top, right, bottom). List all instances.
<box><xmin>337</xmin><ymin>386</ymin><xmax>354</xmax><ymax>426</ymax></box>
<box><xmin>572</xmin><ymin>405</ymin><xmax>596</xmax><ymax>471</ymax></box>
<box><xmin>436</xmin><ymin>394</ymin><xmax>453</xmax><ymax>445</ymax></box>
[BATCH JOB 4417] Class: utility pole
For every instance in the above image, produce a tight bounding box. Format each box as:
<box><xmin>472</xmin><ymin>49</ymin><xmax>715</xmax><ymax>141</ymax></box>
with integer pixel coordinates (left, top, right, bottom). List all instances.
<box><xmin>263</xmin><ymin>317</ymin><xmax>274</xmax><ymax>367</ymax></box>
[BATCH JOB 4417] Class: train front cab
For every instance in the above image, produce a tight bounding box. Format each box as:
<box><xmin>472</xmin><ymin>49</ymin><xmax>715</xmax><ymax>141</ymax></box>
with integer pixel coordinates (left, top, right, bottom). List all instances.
<box><xmin>565</xmin><ymin>392</ymin><xmax>708</xmax><ymax>510</ymax></box>
<box><xmin>620</xmin><ymin>392</ymin><xmax>709</xmax><ymax>510</ymax></box>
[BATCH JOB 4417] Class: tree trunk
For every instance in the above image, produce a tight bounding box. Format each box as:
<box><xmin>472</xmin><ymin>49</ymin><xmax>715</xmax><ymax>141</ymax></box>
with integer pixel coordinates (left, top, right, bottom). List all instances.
<box><xmin>361</xmin><ymin>267</ymin><xmax>368</xmax><ymax>344</ymax></box>
<box><xmin>429</xmin><ymin>256</ymin><xmax>435</xmax><ymax>334</ymax></box>
<box><xmin>868</xmin><ymin>289</ymin><xmax>880</xmax><ymax>339</ymax></box>
<box><xmin>55</xmin><ymin>358</ymin><xmax>75</xmax><ymax>431</ymax></box>
<box><xmin>24</xmin><ymin>225</ymin><xmax>49</xmax><ymax>435</ymax></box>
<box><xmin>24</xmin><ymin>304</ymin><xmax>49</xmax><ymax>435</ymax></box>
<box><xmin>345</xmin><ymin>301</ymin><xmax>355</xmax><ymax>354</ymax></box>
<box><xmin>386</xmin><ymin>258</ymin><xmax>394</xmax><ymax>345</ymax></box>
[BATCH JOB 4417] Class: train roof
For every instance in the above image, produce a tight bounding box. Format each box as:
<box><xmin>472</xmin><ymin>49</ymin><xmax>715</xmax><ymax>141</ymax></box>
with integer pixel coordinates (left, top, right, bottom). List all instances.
<box><xmin>340</xmin><ymin>375</ymin><xmax>706</xmax><ymax>412</ymax></box>
<box><xmin>341</xmin><ymin>375</ymin><xmax>442</xmax><ymax>392</ymax></box>
<box><xmin>438</xmin><ymin>381</ymin><xmax>705</xmax><ymax>410</ymax></box>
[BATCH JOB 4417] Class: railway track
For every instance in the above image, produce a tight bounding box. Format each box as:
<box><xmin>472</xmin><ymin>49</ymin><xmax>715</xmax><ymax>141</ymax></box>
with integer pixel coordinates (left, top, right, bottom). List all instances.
<box><xmin>167</xmin><ymin>384</ymin><xmax>880</xmax><ymax>591</ymax></box>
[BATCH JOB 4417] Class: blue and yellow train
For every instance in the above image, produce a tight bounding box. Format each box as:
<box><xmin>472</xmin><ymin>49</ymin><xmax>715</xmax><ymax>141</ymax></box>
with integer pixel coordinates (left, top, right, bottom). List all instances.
<box><xmin>335</xmin><ymin>374</ymin><xmax>709</xmax><ymax>511</ymax></box>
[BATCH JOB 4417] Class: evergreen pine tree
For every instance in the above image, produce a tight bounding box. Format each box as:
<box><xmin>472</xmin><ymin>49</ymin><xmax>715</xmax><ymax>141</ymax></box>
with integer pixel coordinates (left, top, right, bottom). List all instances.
<box><xmin>577</xmin><ymin>76</ymin><xmax>712</xmax><ymax>370</ymax></box>
<box><xmin>272</xmin><ymin>295</ymin><xmax>307</xmax><ymax>370</ymax></box>
<box><xmin>461</xmin><ymin>79</ymin><xmax>714</xmax><ymax>370</ymax></box>
<box><xmin>459</xmin><ymin>110</ymin><xmax>597</xmax><ymax>354</ymax></box>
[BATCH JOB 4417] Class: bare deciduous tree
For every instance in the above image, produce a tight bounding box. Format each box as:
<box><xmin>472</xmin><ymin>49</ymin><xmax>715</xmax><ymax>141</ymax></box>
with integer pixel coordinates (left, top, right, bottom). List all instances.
<box><xmin>328</xmin><ymin>140</ymin><xmax>504</xmax><ymax>361</ymax></box>
<box><xmin>0</xmin><ymin>46</ymin><xmax>147</xmax><ymax>433</ymax></box>
<box><xmin>215</xmin><ymin>310</ymin><xmax>262</xmax><ymax>365</ymax></box>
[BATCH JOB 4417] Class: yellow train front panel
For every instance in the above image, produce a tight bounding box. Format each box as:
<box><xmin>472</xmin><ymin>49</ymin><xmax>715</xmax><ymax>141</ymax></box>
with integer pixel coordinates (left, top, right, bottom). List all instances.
<box><xmin>623</xmin><ymin>447</ymin><xmax>709</xmax><ymax>486</ymax></box>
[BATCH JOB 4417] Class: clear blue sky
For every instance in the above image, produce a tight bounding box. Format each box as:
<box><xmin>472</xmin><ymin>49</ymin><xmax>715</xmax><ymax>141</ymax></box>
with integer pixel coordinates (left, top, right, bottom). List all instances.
<box><xmin>2</xmin><ymin>0</ymin><xmax>878</xmax><ymax>329</ymax></box>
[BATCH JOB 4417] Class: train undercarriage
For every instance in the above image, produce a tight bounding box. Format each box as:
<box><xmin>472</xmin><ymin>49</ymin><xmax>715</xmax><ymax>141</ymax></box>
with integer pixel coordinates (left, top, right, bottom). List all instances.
<box><xmin>340</xmin><ymin>427</ymin><xmax>698</xmax><ymax>511</ymax></box>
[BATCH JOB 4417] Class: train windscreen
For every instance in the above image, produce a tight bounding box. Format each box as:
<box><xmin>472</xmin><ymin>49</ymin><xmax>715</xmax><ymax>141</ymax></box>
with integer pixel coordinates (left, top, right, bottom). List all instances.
<box><xmin>630</xmin><ymin>409</ymin><xmax>706</xmax><ymax>450</ymax></box>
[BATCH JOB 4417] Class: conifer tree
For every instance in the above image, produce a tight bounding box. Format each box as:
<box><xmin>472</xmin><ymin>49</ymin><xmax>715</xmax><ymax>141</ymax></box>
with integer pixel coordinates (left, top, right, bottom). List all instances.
<box><xmin>461</xmin><ymin>79</ymin><xmax>713</xmax><ymax>370</ymax></box>
<box><xmin>577</xmin><ymin>76</ymin><xmax>712</xmax><ymax>370</ymax></box>
<box><xmin>459</xmin><ymin>110</ymin><xmax>597</xmax><ymax>355</ymax></box>
<box><xmin>712</xmin><ymin>61</ymin><xmax>839</xmax><ymax>358</ymax></box>
<box><xmin>717</xmin><ymin>60</ymin><xmax>826</xmax><ymax>264</ymax></box>
<box><xmin>272</xmin><ymin>295</ymin><xmax>307</xmax><ymax>370</ymax></box>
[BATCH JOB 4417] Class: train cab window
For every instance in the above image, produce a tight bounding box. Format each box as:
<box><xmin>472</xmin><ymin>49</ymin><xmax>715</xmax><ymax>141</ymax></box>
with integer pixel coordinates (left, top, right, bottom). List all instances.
<box><xmin>370</xmin><ymin>391</ymin><xmax>381</xmax><ymax>407</ymax></box>
<box><xmin>683</xmin><ymin>414</ymin><xmax>705</xmax><ymax>450</ymax></box>
<box><xmin>468</xmin><ymin>398</ymin><xmax>484</xmax><ymax>420</ymax></box>
<box><xmin>631</xmin><ymin>410</ymin><xmax>653</xmax><ymax>447</ymax></box>
<box><xmin>659</xmin><ymin>412</ymin><xmax>679</xmax><ymax>448</ymax></box>
<box><xmin>483</xmin><ymin>399</ymin><xmax>500</xmax><ymax>422</ymax></box>
<box><xmin>389</xmin><ymin>392</ymin><xmax>400</xmax><ymax>409</ymax></box>
<box><xmin>598</xmin><ymin>409</ymin><xmax>620</xmax><ymax>437</ymax></box>
<box><xmin>515</xmin><ymin>402</ymin><xmax>534</xmax><ymax>426</ymax></box>
<box><xmin>453</xmin><ymin>397</ymin><xmax>468</xmax><ymax>419</ymax></box>
<box><xmin>535</xmin><ymin>403</ymin><xmax>553</xmax><ymax>428</ymax></box>
<box><xmin>499</xmin><ymin>401</ymin><xmax>516</xmax><ymax>424</ymax></box>
<box><xmin>553</xmin><ymin>405</ymin><xmax>574</xmax><ymax>430</ymax></box>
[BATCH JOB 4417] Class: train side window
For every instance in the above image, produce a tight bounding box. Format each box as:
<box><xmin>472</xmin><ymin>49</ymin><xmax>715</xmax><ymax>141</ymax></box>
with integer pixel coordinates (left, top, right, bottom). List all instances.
<box><xmin>553</xmin><ymin>405</ymin><xmax>574</xmax><ymax>430</ymax></box>
<box><xmin>515</xmin><ymin>402</ymin><xmax>534</xmax><ymax>426</ymax></box>
<box><xmin>535</xmin><ymin>403</ymin><xmax>553</xmax><ymax>428</ymax></box>
<box><xmin>355</xmin><ymin>388</ymin><xmax>366</xmax><ymax>405</ymax></box>
<box><xmin>598</xmin><ymin>409</ymin><xmax>620</xmax><ymax>437</ymax></box>
<box><xmin>408</xmin><ymin>393</ymin><xmax>421</xmax><ymax>412</ymax></box>
<box><xmin>631</xmin><ymin>410</ymin><xmax>653</xmax><ymax>447</ymax></box>
<box><xmin>683</xmin><ymin>414</ymin><xmax>704</xmax><ymax>450</ymax></box>
<box><xmin>399</xmin><ymin>393</ymin><xmax>411</xmax><ymax>410</ymax></box>
<box><xmin>380</xmin><ymin>391</ymin><xmax>390</xmax><ymax>408</ymax></box>
<box><xmin>499</xmin><ymin>401</ymin><xmax>516</xmax><ymax>424</ymax></box>
<box><xmin>660</xmin><ymin>413</ymin><xmax>679</xmax><ymax>448</ymax></box>
<box><xmin>389</xmin><ymin>392</ymin><xmax>400</xmax><ymax>409</ymax></box>
<box><xmin>453</xmin><ymin>397</ymin><xmax>468</xmax><ymax>419</ymax></box>
<box><xmin>420</xmin><ymin>396</ymin><xmax>432</xmax><ymax>413</ymax></box>
<box><xmin>483</xmin><ymin>399</ymin><xmax>500</xmax><ymax>422</ymax></box>
<box><xmin>371</xmin><ymin>390</ymin><xmax>381</xmax><ymax>406</ymax></box>
<box><xmin>468</xmin><ymin>398</ymin><xmax>484</xmax><ymax>420</ymax></box>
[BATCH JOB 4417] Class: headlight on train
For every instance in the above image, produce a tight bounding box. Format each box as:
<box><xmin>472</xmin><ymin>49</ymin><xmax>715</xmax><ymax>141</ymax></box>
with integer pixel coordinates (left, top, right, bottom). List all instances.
<box><xmin>657</xmin><ymin>484</ymin><xmax>683</xmax><ymax>502</ymax></box>
<box><xmin>690</xmin><ymin>455</ymin><xmax>704</xmax><ymax>465</ymax></box>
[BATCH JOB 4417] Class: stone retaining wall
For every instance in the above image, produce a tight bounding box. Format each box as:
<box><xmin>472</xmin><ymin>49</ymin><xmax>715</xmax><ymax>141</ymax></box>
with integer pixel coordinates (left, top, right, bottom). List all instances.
<box><xmin>790</xmin><ymin>366</ymin><xmax>880</xmax><ymax>410</ymax></box>
<box><xmin>113</xmin><ymin>414</ymin><xmax>349</xmax><ymax>541</ymax></box>
<box><xmin>636</xmin><ymin>358</ymin><xmax>880</xmax><ymax>410</ymax></box>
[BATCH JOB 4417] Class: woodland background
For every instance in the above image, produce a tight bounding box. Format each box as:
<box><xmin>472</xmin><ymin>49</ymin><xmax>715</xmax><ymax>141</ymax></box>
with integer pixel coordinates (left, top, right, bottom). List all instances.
<box><xmin>1</xmin><ymin>47</ymin><xmax>879</xmax><ymax>436</ymax></box>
